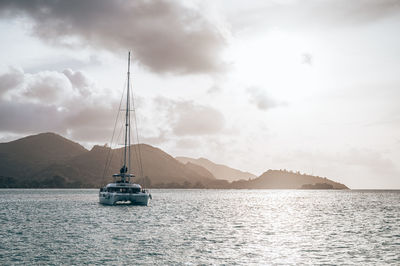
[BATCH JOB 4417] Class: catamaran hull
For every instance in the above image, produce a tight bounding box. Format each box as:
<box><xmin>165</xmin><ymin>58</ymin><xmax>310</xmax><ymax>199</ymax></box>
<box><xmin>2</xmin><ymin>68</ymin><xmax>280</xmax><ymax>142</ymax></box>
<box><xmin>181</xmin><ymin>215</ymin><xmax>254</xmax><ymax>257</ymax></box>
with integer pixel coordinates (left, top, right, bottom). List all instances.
<box><xmin>99</xmin><ymin>192</ymin><xmax>150</xmax><ymax>206</ymax></box>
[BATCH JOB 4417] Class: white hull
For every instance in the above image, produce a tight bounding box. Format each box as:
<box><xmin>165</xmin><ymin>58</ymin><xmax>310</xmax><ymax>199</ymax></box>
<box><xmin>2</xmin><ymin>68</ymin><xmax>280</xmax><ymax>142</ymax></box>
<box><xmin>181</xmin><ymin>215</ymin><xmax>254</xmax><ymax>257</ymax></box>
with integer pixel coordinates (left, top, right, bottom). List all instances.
<box><xmin>99</xmin><ymin>191</ymin><xmax>150</xmax><ymax>206</ymax></box>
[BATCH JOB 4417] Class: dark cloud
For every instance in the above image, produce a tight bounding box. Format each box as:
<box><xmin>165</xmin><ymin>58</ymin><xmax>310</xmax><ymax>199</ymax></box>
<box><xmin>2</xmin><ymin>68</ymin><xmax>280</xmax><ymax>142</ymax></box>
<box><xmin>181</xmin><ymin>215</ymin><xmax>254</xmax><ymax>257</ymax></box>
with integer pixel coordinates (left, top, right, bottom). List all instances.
<box><xmin>154</xmin><ymin>97</ymin><xmax>225</xmax><ymax>136</ymax></box>
<box><xmin>246</xmin><ymin>87</ymin><xmax>282</xmax><ymax>111</ymax></box>
<box><xmin>0</xmin><ymin>0</ymin><xmax>226</xmax><ymax>74</ymax></box>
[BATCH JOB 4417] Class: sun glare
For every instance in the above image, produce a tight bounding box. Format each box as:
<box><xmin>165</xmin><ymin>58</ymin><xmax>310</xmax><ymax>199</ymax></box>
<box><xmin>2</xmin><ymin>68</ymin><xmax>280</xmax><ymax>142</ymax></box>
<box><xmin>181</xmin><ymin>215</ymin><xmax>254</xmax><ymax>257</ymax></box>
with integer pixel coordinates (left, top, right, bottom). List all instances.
<box><xmin>226</xmin><ymin>30</ymin><xmax>317</xmax><ymax>100</ymax></box>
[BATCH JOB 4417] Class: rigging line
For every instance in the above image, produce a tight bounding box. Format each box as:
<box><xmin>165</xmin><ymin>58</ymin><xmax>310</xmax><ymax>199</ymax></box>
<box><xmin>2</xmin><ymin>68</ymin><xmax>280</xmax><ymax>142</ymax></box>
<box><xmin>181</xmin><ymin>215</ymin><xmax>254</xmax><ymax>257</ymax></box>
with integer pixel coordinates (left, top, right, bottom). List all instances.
<box><xmin>109</xmin><ymin>117</ymin><xmax>125</xmax><ymax>183</ymax></box>
<box><xmin>104</xmin><ymin>94</ymin><xmax>125</xmax><ymax>185</ymax></box>
<box><xmin>128</xmin><ymin>79</ymin><xmax>141</xmax><ymax>182</ymax></box>
<box><xmin>110</xmin><ymin>115</ymin><xmax>125</xmax><ymax>172</ymax></box>
<box><xmin>129</xmin><ymin>82</ymin><xmax>141</xmax><ymax>181</ymax></box>
<box><xmin>101</xmin><ymin>78</ymin><xmax>127</xmax><ymax>186</ymax></box>
<box><xmin>102</xmin><ymin>79</ymin><xmax>127</xmax><ymax>181</ymax></box>
<box><xmin>128</xmin><ymin>67</ymin><xmax>131</xmax><ymax>182</ymax></box>
<box><xmin>102</xmin><ymin>78</ymin><xmax>127</xmax><ymax>184</ymax></box>
<box><xmin>130</xmin><ymin>85</ymin><xmax>141</xmax><ymax>183</ymax></box>
<box><xmin>131</xmin><ymin>85</ymin><xmax>145</xmax><ymax>187</ymax></box>
<box><xmin>117</xmin><ymin>120</ymin><xmax>125</xmax><ymax>166</ymax></box>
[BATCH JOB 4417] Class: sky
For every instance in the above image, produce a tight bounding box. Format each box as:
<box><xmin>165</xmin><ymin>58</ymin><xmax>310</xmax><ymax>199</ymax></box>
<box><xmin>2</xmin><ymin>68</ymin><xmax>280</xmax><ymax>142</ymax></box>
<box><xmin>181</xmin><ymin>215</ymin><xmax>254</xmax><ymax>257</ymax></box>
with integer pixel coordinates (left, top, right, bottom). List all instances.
<box><xmin>0</xmin><ymin>0</ymin><xmax>399</xmax><ymax>189</ymax></box>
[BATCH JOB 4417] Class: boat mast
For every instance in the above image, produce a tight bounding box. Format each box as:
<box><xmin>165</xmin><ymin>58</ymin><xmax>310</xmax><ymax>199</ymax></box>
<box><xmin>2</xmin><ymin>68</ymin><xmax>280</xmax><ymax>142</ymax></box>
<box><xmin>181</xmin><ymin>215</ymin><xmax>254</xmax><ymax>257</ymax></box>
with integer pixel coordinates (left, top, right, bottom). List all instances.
<box><xmin>122</xmin><ymin>51</ymin><xmax>131</xmax><ymax>181</ymax></box>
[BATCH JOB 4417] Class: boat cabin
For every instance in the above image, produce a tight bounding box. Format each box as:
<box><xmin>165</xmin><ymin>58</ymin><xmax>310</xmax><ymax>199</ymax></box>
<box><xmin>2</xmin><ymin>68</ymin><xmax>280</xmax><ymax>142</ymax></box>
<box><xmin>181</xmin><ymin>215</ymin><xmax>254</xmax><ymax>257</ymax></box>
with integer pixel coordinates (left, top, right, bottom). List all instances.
<box><xmin>100</xmin><ymin>183</ymin><xmax>142</xmax><ymax>193</ymax></box>
<box><xmin>102</xmin><ymin>187</ymin><xmax>141</xmax><ymax>193</ymax></box>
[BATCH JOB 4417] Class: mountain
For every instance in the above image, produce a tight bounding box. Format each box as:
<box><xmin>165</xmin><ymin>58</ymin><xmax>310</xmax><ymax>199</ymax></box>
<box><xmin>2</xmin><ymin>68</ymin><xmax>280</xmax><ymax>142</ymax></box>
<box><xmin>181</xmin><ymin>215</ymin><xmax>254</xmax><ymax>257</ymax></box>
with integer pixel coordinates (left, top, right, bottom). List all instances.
<box><xmin>0</xmin><ymin>132</ymin><xmax>87</xmax><ymax>182</ymax></box>
<box><xmin>54</xmin><ymin>144</ymin><xmax>217</xmax><ymax>188</ymax></box>
<box><xmin>0</xmin><ymin>132</ymin><xmax>348</xmax><ymax>189</ymax></box>
<box><xmin>175</xmin><ymin>156</ymin><xmax>257</xmax><ymax>181</ymax></box>
<box><xmin>0</xmin><ymin>133</ymin><xmax>216</xmax><ymax>188</ymax></box>
<box><xmin>183</xmin><ymin>162</ymin><xmax>215</xmax><ymax>180</ymax></box>
<box><xmin>230</xmin><ymin>169</ymin><xmax>348</xmax><ymax>189</ymax></box>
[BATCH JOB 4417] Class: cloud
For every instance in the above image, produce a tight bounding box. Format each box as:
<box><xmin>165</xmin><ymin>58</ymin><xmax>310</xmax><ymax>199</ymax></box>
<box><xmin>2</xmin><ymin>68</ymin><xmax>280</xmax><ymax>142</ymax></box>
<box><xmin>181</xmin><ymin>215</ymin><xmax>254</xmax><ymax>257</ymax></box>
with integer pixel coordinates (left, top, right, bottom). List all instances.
<box><xmin>0</xmin><ymin>100</ymin><xmax>68</xmax><ymax>133</ymax></box>
<box><xmin>62</xmin><ymin>69</ymin><xmax>91</xmax><ymax>96</ymax></box>
<box><xmin>0</xmin><ymin>68</ymin><xmax>94</xmax><ymax>104</ymax></box>
<box><xmin>0</xmin><ymin>67</ymin><xmax>24</xmax><ymax>97</ymax></box>
<box><xmin>0</xmin><ymin>0</ymin><xmax>227</xmax><ymax>74</ymax></box>
<box><xmin>340</xmin><ymin>148</ymin><xmax>398</xmax><ymax>176</ymax></box>
<box><xmin>229</xmin><ymin>0</ymin><xmax>400</xmax><ymax>32</ymax></box>
<box><xmin>154</xmin><ymin>97</ymin><xmax>225</xmax><ymax>136</ymax></box>
<box><xmin>0</xmin><ymin>67</ymin><xmax>117</xmax><ymax>142</ymax></box>
<box><xmin>301</xmin><ymin>53</ymin><xmax>313</xmax><ymax>66</ymax></box>
<box><xmin>246</xmin><ymin>87</ymin><xmax>283</xmax><ymax>111</ymax></box>
<box><xmin>0</xmin><ymin>68</ymin><xmax>225</xmax><ymax>143</ymax></box>
<box><xmin>207</xmin><ymin>84</ymin><xmax>222</xmax><ymax>94</ymax></box>
<box><xmin>26</xmin><ymin>55</ymin><xmax>102</xmax><ymax>73</ymax></box>
<box><xmin>302</xmin><ymin>0</ymin><xmax>400</xmax><ymax>26</ymax></box>
<box><xmin>140</xmin><ymin>129</ymin><xmax>169</xmax><ymax>146</ymax></box>
<box><xmin>22</xmin><ymin>72</ymin><xmax>71</xmax><ymax>102</ymax></box>
<box><xmin>175</xmin><ymin>138</ymin><xmax>201</xmax><ymax>149</ymax></box>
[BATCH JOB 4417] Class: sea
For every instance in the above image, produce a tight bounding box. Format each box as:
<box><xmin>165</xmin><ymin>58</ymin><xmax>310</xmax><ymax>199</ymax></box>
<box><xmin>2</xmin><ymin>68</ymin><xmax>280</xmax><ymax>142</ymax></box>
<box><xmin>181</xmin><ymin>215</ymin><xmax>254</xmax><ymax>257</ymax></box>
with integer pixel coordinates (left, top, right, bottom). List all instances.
<box><xmin>0</xmin><ymin>189</ymin><xmax>399</xmax><ymax>265</ymax></box>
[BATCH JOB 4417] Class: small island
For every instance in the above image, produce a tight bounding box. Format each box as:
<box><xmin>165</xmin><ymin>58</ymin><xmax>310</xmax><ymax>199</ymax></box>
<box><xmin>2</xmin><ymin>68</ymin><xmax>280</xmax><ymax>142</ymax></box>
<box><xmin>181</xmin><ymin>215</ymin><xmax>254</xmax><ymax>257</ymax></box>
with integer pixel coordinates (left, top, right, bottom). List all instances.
<box><xmin>301</xmin><ymin>183</ymin><xmax>334</xmax><ymax>189</ymax></box>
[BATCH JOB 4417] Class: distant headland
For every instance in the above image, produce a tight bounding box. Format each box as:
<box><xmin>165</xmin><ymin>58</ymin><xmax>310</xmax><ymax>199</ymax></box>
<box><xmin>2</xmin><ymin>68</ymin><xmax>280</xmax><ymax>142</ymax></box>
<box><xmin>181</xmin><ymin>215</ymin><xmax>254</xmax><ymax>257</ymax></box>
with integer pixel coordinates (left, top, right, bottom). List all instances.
<box><xmin>0</xmin><ymin>133</ymin><xmax>348</xmax><ymax>189</ymax></box>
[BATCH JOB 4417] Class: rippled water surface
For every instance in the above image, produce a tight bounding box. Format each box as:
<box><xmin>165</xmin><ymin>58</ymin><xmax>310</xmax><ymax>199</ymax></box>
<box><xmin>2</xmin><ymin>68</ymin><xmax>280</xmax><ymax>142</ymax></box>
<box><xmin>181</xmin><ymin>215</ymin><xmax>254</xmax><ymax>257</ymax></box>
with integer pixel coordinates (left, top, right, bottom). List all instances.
<box><xmin>1</xmin><ymin>189</ymin><xmax>399</xmax><ymax>265</ymax></box>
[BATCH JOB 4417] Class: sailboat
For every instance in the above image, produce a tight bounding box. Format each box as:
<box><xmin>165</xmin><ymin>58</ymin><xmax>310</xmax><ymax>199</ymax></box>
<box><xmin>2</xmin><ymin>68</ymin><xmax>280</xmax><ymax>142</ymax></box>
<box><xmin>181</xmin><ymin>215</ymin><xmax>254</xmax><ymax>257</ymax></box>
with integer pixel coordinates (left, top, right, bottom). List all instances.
<box><xmin>99</xmin><ymin>52</ymin><xmax>151</xmax><ymax>205</ymax></box>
